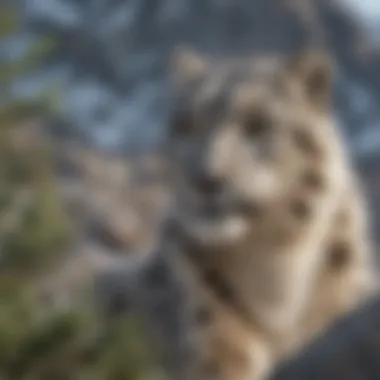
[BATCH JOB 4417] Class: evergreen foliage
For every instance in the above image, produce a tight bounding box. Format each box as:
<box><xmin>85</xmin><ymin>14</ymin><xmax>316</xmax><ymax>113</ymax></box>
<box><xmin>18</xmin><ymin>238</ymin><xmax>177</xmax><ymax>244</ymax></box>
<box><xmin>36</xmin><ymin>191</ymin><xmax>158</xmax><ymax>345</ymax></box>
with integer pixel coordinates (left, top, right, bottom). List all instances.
<box><xmin>0</xmin><ymin>7</ymin><xmax>165</xmax><ymax>380</ymax></box>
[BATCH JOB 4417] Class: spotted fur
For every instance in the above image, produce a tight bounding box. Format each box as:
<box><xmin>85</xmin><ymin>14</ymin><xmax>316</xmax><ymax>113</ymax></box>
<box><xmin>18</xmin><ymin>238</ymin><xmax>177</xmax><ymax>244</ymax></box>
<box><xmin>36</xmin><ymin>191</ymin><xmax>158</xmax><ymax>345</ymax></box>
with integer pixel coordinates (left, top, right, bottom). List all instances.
<box><xmin>147</xmin><ymin>47</ymin><xmax>378</xmax><ymax>380</ymax></box>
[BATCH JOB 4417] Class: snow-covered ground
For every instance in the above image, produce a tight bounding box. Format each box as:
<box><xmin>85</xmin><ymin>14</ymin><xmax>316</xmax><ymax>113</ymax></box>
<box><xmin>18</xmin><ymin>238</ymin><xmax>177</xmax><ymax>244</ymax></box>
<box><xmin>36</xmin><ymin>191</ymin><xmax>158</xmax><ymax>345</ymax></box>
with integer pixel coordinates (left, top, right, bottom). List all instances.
<box><xmin>338</xmin><ymin>0</ymin><xmax>380</xmax><ymax>159</ymax></box>
<box><xmin>3</xmin><ymin>0</ymin><xmax>380</xmax><ymax>157</ymax></box>
<box><xmin>342</xmin><ymin>0</ymin><xmax>380</xmax><ymax>43</ymax></box>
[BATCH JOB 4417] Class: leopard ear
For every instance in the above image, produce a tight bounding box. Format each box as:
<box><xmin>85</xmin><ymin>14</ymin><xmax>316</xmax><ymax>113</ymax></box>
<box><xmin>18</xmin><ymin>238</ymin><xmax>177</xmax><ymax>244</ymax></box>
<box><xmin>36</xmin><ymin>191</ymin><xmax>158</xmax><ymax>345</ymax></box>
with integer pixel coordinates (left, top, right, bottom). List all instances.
<box><xmin>170</xmin><ymin>46</ymin><xmax>210</xmax><ymax>85</ymax></box>
<box><xmin>287</xmin><ymin>49</ymin><xmax>333</xmax><ymax>109</ymax></box>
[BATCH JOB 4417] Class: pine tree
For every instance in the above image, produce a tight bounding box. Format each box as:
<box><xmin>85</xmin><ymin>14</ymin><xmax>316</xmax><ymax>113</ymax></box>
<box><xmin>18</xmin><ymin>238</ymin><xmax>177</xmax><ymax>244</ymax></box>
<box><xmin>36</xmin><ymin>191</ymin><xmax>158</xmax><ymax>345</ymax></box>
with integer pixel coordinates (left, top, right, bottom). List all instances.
<box><xmin>0</xmin><ymin>7</ymin><xmax>165</xmax><ymax>380</ymax></box>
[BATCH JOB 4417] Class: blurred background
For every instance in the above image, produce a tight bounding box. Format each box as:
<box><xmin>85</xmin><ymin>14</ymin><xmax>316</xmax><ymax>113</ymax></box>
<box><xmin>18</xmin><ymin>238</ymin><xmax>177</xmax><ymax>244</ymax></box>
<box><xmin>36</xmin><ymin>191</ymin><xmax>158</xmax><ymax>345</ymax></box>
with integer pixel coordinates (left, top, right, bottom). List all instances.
<box><xmin>0</xmin><ymin>0</ymin><xmax>379</xmax><ymax>379</ymax></box>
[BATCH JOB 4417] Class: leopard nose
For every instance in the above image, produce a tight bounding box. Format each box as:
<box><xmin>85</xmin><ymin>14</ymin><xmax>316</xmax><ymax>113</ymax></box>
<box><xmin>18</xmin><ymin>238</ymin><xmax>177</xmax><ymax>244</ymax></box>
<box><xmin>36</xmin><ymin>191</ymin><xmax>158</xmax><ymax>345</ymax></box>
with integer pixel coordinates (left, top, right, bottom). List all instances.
<box><xmin>194</xmin><ymin>174</ymin><xmax>224</xmax><ymax>195</ymax></box>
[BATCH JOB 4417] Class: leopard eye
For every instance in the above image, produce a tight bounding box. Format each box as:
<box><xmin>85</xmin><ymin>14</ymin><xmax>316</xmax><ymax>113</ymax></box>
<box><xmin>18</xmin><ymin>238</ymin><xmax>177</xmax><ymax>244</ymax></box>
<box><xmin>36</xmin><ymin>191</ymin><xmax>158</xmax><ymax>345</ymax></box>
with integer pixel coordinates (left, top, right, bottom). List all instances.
<box><xmin>243</xmin><ymin>111</ymin><xmax>270</xmax><ymax>138</ymax></box>
<box><xmin>171</xmin><ymin>110</ymin><xmax>194</xmax><ymax>137</ymax></box>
